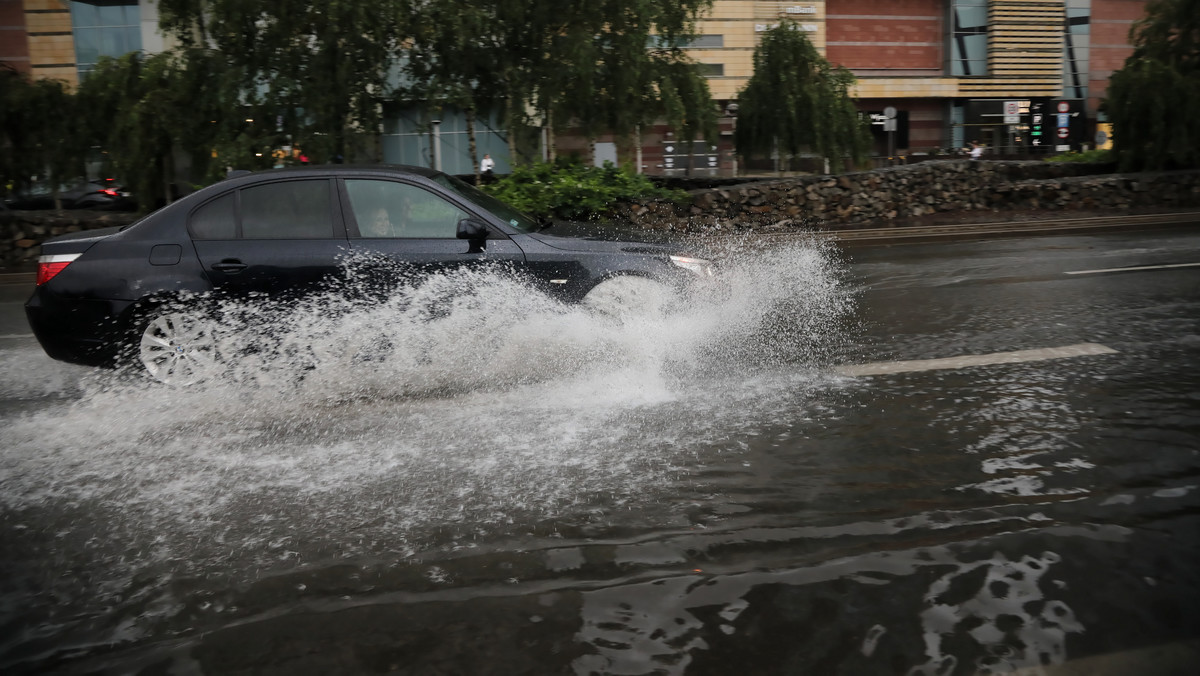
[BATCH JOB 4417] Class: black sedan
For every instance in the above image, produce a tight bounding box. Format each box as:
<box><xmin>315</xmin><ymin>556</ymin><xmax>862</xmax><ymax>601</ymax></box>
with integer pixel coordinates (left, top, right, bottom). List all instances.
<box><xmin>26</xmin><ymin>164</ymin><xmax>713</xmax><ymax>385</ymax></box>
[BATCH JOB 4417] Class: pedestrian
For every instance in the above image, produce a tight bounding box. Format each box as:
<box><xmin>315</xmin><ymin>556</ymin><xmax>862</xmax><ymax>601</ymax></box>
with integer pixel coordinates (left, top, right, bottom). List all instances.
<box><xmin>969</xmin><ymin>142</ymin><xmax>983</xmax><ymax>160</ymax></box>
<box><xmin>480</xmin><ymin>154</ymin><xmax>495</xmax><ymax>183</ymax></box>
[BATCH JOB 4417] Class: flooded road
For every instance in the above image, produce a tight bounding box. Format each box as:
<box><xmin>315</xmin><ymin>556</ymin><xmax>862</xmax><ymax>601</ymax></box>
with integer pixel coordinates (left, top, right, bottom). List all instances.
<box><xmin>1</xmin><ymin>227</ymin><xmax>1198</xmax><ymax>674</ymax></box>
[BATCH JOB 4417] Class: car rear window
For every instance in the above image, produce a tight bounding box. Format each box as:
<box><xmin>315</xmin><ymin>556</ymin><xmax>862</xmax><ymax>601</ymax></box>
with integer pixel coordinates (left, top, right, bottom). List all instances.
<box><xmin>241</xmin><ymin>180</ymin><xmax>334</xmax><ymax>239</ymax></box>
<box><xmin>189</xmin><ymin>180</ymin><xmax>336</xmax><ymax>240</ymax></box>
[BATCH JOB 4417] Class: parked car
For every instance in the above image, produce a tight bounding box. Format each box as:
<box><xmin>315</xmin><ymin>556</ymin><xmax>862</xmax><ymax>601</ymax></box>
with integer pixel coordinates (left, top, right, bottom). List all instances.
<box><xmin>4</xmin><ymin>178</ymin><xmax>135</xmax><ymax>211</ymax></box>
<box><xmin>26</xmin><ymin>164</ymin><xmax>714</xmax><ymax>385</ymax></box>
<box><xmin>72</xmin><ymin>178</ymin><xmax>136</xmax><ymax>211</ymax></box>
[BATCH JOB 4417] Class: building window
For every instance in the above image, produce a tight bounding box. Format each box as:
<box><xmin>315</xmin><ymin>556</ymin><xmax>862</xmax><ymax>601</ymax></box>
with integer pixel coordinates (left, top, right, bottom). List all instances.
<box><xmin>1063</xmin><ymin>0</ymin><xmax>1090</xmax><ymax>101</ymax></box>
<box><xmin>696</xmin><ymin>63</ymin><xmax>725</xmax><ymax>77</ymax></box>
<box><xmin>71</xmin><ymin>1</ymin><xmax>141</xmax><ymax>80</ymax></box>
<box><xmin>950</xmin><ymin>0</ymin><xmax>988</xmax><ymax>76</ymax></box>
<box><xmin>649</xmin><ymin>34</ymin><xmax>724</xmax><ymax>49</ymax></box>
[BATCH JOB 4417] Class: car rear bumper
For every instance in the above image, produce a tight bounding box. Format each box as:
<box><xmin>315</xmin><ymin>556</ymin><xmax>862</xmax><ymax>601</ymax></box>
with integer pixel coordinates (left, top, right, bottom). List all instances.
<box><xmin>25</xmin><ymin>290</ymin><xmax>134</xmax><ymax>367</ymax></box>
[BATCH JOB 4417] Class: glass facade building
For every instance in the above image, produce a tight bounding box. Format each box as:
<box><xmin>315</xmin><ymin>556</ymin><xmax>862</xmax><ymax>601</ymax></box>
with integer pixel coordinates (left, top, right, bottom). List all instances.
<box><xmin>949</xmin><ymin>0</ymin><xmax>989</xmax><ymax>76</ymax></box>
<box><xmin>1063</xmin><ymin>0</ymin><xmax>1091</xmax><ymax>101</ymax></box>
<box><xmin>70</xmin><ymin>0</ymin><xmax>141</xmax><ymax>79</ymax></box>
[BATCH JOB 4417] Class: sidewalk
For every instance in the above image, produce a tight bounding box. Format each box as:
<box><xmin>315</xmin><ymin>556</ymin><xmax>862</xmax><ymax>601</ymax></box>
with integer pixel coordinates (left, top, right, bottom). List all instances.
<box><xmin>815</xmin><ymin>209</ymin><xmax>1200</xmax><ymax>244</ymax></box>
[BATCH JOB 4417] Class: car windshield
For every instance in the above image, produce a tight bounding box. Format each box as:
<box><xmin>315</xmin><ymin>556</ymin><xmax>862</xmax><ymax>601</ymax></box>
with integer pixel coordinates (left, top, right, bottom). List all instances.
<box><xmin>432</xmin><ymin>173</ymin><xmax>540</xmax><ymax>233</ymax></box>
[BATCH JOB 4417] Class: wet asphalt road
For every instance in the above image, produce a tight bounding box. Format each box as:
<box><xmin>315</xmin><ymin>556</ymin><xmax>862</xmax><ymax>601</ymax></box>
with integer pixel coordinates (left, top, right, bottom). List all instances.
<box><xmin>0</xmin><ymin>221</ymin><xmax>1198</xmax><ymax>674</ymax></box>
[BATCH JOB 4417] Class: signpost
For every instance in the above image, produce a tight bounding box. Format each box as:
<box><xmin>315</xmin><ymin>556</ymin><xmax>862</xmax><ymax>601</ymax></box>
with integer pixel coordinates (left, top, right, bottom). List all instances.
<box><xmin>1004</xmin><ymin>100</ymin><xmax>1020</xmax><ymax>125</ymax></box>
<box><xmin>883</xmin><ymin>106</ymin><xmax>897</xmax><ymax>156</ymax></box>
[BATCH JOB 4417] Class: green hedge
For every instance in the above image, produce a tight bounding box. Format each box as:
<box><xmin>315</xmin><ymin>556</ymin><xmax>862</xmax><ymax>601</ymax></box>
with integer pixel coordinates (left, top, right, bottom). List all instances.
<box><xmin>1045</xmin><ymin>149</ymin><xmax>1114</xmax><ymax>164</ymax></box>
<box><xmin>480</xmin><ymin>159</ymin><xmax>688</xmax><ymax>221</ymax></box>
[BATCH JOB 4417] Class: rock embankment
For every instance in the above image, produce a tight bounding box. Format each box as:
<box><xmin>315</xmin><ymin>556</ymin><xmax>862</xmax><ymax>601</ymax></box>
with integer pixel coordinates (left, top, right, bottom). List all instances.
<box><xmin>5</xmin><ymin>161</ymin><xmax>1200</xmax><ymax>268</ymax></box>
<box><xmin>619</xmin><ymin>160</ymin><xmax>1200</xmax><ymax>233</ymax></box>
<box><xmin>1</xmin><ymin>210</ymin><xmax>138</xmax><ymax>269</ymax></box>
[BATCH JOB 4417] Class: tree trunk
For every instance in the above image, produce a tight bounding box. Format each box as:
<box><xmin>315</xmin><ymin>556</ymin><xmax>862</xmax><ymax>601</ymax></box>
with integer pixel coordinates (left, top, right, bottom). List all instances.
<box><xmin>635</xmin><ymin>126</ymin><xmax>643</xmax><ymax>174</ymax></box>
<box><xmin>506</xmin><ymin>95</ymin><xmax>520</xmax><ymax>164</ymax></box>
<box><xmin>163</xmin><ymin>151</ymin><xmax>173</xmax><ymax>206</ymax></box>
<box><xmin>546</xmin><ymin>107</ymin><xmax>556</xmax><ymax>163</ymax></box>
<box><xmin>467</xmin><ymin>105</ymin><xmax>479</xmax><ymax>184</ymax></box>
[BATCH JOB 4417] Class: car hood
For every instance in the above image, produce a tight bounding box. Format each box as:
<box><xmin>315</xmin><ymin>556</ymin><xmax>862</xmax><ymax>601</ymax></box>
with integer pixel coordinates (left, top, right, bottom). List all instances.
<box><xmin>524</xmin><ymin>221</ymin><xmax>688</xmax><ymax>255</ymax></box>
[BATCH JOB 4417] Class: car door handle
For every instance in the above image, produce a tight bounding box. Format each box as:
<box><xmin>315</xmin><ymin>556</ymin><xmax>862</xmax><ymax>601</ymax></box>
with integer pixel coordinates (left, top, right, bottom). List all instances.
<box><xmin>211</xmin><ymin>260</ymin><xmax>248</xmax><ymax>273</ymax></box>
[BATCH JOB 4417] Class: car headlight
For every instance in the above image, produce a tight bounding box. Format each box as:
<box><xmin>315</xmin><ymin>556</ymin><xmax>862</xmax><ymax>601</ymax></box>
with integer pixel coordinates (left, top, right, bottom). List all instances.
<box><xmin>669</xmin><ymin>255</ymin><xmax>714</xmax><ymax>277</ymax></box>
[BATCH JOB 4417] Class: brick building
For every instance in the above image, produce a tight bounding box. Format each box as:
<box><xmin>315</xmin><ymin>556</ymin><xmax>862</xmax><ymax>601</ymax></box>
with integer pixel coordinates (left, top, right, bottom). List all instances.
<box><xmin>0</xmin><ymin>1</ymin><xmax>159</xmax><ymax>88</ymax></box>
<box><xmin>2</xmin><ymin>1</ymin><xmax>1150</xmax><ymax>177</ymax></box>
<box><xmin>675</xmin><ymin>0</ymin><xmax>1146</xmax><ymax>171</ymax></box>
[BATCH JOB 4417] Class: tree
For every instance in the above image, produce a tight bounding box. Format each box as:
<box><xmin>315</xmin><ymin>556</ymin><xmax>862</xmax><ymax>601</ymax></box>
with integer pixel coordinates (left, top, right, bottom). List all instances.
<box><xmin>428</xmin><ymin>0</ymin><xmax>713</xmax><ymax>167</ymax></box>
<box><xmin>406</xmin><ymin>2</ymin><xmax>508</xmax><ymax>180</ymax></box>
<box><xmin>76</xmin><ymin>49</ymin><xmax>245</xmax><ymax>210</ymax></box>
<box><xmin>1106</xmin><ymin>0</ymin><xmax>1200</xmax><ymax>171</ymax></box>
<box><xmin>0</xmin><ymin>66</ymin><xmax>81</xmax><ymax>204</ymax></box>
<box><xmin>735</xmin><ymin>21</ymin><xmax>869</xmax><ymax>173</ymax></box>
<box><xmin>157</xmin><ymin>0</ymin><xmax>409</xmax><ymax>164</ymax></box>
<box><xmin>542</xmin><ymin>0</ymin><xmax>715</xmax><ymax>166</ymax></box>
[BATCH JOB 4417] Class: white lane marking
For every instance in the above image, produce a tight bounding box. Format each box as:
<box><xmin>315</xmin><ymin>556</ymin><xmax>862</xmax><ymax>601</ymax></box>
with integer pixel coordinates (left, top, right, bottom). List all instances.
<box><xmin>1065</xmin><ymin>262</ymin><xmax>1200</xmax><ymax>275</ymax></box>
<box><xmin>835</xmin><ymin>343</ymin><xmax>1118</xmax><ymax>377</ymax></box>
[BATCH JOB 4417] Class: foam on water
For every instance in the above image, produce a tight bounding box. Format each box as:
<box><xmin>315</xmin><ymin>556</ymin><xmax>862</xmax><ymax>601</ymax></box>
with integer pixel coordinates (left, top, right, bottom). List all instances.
<box><xmin>0</xmin><ymin>238</ymin><xmax>853</xmax><ymax>573</ymax></box>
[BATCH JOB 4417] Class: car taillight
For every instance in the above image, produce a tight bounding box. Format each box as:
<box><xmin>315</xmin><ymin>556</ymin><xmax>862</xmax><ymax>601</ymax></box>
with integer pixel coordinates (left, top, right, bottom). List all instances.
<box><xmin>36</xmin><ymin>254</ymin><xmax>80</xmax><ymax>286</ymax></box>
<box><xmin>102</xmin><ymin>188</ymin><xmax>119</xmax><ymax>197</ymax></box>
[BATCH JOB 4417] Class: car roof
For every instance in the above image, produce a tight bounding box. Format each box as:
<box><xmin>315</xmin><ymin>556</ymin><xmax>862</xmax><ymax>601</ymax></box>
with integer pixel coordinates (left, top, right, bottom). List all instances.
<box><xmin>147</xmin><ymin>163</ymin><xmax>454</xmax><ymax>225</ymax></box>
<box><xmin>221</xmin><ymin>163</ymin><xmax>443</xmax><ymax>184</ymax></box>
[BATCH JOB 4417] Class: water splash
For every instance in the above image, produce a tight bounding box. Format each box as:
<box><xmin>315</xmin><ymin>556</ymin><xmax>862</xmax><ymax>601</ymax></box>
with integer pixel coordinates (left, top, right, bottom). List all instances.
<box><xmin>0</xmin><ymin>239</ymin><xmax>853</xmax><ymax>576</ymax></box>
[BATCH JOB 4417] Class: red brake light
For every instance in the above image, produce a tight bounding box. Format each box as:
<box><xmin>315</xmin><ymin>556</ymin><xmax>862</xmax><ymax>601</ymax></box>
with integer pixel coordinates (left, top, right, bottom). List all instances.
<box><xmin>36</xmin><ymin>254</ymin><xmax>80</xmax><ymax>286</ymax></box>
<box><xmin>102</xmin><ymin>188</ymin><xmax>119</xmax><ymax>197</ymax></box>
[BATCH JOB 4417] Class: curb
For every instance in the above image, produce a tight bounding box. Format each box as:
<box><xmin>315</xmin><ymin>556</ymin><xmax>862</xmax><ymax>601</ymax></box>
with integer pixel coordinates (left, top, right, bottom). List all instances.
<box><xmin>815</xmin><ymin>212</ymin><xmax>1200</xmax><ymax>244</ymax></box>
<box><xmin>0</xmin><ymin>272</ymin><xmax>35</xmax><ymax>285</ymax></box>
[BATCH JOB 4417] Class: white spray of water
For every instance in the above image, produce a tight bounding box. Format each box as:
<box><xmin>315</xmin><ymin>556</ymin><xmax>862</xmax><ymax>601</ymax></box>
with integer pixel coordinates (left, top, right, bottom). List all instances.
<box><xmin>0</xmin><ymin>239</ymin><xmax>853</xmax><ymax>569</ymax></box>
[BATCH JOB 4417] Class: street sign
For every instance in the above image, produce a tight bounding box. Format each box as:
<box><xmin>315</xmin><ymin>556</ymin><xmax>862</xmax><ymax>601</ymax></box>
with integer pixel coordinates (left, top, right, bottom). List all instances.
<box><xmin>883</xmin><ymin>106</ymin><xmax>896</xmax><ymax>119</ymax></box>
<box><xmin>662</xmin><ymin>140</ymin><xmax>719</xmax><ymax>172</ymax></box>
<box><xmin>1028</xmin><ymin>99</ymin><xmax>1048</xmax><ymax>146</ymax></box>
<box><xmin>1004</xmin><ymin>101</ymin><xmax>1020</xmax><ymax>116</ymax></box>
<box><xmin>1057</xmin><ymin>113</ymin><xmax>1070</xmax><ymax>128</ymax></box>
<box><xmin>1057</xmin><ymin>101</ymin><xmax>1070</xmax><ymax>113</ymax></box>
<box><xmin>1004</xmin><ymin>114</ymin><xmax>1020</xmax><ymax>125</ymax></box>
<box><xmin>1057</xmin><ymin>127</ymin><xmax>1070</xmax><ymax>139</ymax></box>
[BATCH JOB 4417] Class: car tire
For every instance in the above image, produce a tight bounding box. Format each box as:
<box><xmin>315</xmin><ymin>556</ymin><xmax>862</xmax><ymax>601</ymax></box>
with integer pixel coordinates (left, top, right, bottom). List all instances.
<box><xmin>135</xmin><ymin>309</ymin><xmax>223</xmax><ymax>386</ymax></box>
<box><xmin>581</xmin><ymin>275</ymin><xmax>671</xmax><ymax>318</ymax></box>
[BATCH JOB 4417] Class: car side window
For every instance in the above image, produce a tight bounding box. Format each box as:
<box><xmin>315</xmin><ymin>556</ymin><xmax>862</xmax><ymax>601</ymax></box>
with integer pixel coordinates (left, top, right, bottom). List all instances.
<box><xmin>241</xmin><ymin>180</ymin><xmax>334</xmax><ymax>239</ymax></box>
<box><xmin>190</xmin><ymin>193</ymin><xmax>236</xmax><ymax>239</ymax></box>
<box><xmin>345</xmin><ymin>179</ymin><xmax>469</xmax><ymax>239</ymax></box>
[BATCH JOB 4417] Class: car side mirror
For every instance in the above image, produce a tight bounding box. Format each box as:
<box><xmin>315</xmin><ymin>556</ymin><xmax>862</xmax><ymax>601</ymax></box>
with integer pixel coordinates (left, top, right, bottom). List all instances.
<box><xmin>456</xmin><ymin>218</ymin><xmax>489</xmax><ymax>241</ymax></box>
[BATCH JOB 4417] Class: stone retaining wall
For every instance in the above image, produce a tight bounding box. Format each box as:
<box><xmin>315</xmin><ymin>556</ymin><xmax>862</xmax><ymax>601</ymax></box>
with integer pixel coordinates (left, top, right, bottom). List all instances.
<box><xmin>5</xmin><ymin>161</ymin><xmax>1200</xmax><ymax>268</ymax></box>
<box><xmin>1</xmin><ymin>210</ymin><xmax>138</xmax><ymax>269</ymax></box>
<box><xmin>619</xmin><ymin>161</ymin><xmax>1200</xmax><ymax>233</ymax></box>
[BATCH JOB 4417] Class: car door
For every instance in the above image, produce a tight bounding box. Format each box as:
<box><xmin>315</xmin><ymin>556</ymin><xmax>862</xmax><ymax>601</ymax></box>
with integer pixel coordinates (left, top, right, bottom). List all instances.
<box><xmin>339</xmin><ymin>177</ymin><xmax>525</xmax><ymax>284</ymax></box>
<box><xmin>190</xmin><ymin>178</ymin><xmax>349</xmax><ymax>298</ymax></box>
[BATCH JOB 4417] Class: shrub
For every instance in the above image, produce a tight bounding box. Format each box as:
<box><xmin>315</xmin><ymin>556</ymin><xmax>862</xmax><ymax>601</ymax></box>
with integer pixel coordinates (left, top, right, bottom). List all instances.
<box><xmin>1045</xmin><ymin>149</ymin><xmax>1114</xmax><ymax>164</ymax></box>
<box><xmin>481</xmin><ymin>158</ymin><xmax>688</xmax><ymax>221</ymax></box>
